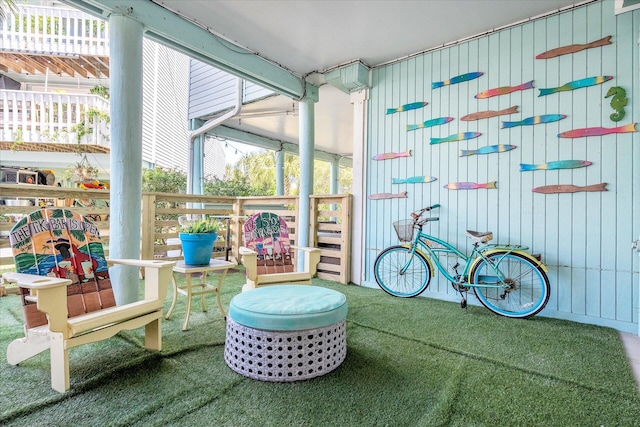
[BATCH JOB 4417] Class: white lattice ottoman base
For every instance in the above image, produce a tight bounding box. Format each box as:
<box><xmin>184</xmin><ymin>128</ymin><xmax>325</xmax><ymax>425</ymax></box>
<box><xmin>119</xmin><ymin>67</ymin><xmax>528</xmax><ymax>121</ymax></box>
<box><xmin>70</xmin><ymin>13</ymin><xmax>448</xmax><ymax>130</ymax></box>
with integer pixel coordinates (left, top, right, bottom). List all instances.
<box><xmin>224</xmin><ymin>285</ymin><xmax>348</xmax><ymax>382</ymax></box>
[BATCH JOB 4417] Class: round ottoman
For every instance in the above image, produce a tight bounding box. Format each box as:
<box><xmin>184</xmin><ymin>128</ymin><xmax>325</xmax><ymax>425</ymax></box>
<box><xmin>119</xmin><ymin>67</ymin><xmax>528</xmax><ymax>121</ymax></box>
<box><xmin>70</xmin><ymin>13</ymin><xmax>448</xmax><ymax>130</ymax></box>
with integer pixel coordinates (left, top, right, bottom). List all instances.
<box><xmin>224</xmin><ymin>285</ymin><xmax>348</xmax><ymax>382</ymax></box>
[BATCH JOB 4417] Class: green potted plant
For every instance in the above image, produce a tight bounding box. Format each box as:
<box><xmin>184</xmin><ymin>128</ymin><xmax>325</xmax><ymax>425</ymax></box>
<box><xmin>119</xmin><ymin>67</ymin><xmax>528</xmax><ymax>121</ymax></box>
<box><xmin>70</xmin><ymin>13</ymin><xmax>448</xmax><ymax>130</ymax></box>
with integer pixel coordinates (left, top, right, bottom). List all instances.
<box><xmin>178</xmin><ymin>217</ymin><xmax>223</xmax><ymax>265</ymax></box>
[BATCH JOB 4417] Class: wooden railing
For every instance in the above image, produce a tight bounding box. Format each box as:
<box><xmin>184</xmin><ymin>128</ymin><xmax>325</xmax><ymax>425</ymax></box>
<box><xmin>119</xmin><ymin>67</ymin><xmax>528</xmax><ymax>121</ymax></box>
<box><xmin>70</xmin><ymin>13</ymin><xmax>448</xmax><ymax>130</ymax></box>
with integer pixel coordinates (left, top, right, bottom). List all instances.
<box><xmin>0</xmin><ymin>184</ymin><xmax>352</xmax><ymax>283</ymax></box>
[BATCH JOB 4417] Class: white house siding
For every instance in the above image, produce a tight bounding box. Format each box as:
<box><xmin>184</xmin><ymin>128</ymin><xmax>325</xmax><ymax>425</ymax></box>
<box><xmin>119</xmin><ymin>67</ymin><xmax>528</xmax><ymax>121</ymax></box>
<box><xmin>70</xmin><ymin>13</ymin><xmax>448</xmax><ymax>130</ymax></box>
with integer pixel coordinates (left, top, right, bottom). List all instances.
<box><xmin>141</xmin><ymin>39</ymin><xmax>190</xmax><ymax>171</ymax></box>
<box><xmin>364</xmin><ymin>0</ymin><xmax>639</xmax><ymax>333</ymax></box>
<box><xmin>188</xmin><ymin>59</ymin><xmax>275</xmax><ymax>120</ymax></box>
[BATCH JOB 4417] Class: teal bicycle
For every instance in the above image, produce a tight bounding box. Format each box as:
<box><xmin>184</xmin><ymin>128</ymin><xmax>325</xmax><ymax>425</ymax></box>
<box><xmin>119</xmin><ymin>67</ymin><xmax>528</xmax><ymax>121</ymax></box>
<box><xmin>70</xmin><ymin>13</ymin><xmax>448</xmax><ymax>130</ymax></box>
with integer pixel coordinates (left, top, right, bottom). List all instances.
<box><xmin>373</xmin><ymin>204</ymin><xmax>550</xmax><ymax>318</ymax></box>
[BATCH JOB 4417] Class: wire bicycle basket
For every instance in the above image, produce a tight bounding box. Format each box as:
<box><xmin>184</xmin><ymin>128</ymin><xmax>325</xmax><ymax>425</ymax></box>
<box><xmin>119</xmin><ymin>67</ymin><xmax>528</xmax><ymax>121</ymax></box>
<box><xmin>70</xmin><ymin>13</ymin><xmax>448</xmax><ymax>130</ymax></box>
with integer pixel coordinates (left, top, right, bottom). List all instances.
<box><xmin>393</xmin><ymin>219</ymin><xmax>415</xmax><ymax>242</ymax></box>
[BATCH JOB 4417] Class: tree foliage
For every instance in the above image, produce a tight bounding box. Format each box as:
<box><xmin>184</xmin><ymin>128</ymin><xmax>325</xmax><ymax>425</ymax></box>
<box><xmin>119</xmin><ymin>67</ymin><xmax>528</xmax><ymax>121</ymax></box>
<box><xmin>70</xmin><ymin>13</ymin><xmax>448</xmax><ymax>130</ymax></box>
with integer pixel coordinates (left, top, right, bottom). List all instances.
<box><xmin>142</xmin><ymin>167</ymin><xmax>187</xmax><ymax>193</ymax></box>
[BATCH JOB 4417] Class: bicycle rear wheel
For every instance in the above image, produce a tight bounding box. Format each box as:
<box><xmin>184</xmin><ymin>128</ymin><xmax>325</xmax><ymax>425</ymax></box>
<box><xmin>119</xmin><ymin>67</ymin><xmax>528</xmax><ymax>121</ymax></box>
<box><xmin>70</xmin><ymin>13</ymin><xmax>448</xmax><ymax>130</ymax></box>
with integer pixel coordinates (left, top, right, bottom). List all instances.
<box><xmin>374</xmin><ymin>245</ymin><xmax>432</xmax><ymax>297</ymax></box>
<box><xmin>470</xmin><ymin>251</ymin><xmax>550</xmax><ymax>318</ymax></box>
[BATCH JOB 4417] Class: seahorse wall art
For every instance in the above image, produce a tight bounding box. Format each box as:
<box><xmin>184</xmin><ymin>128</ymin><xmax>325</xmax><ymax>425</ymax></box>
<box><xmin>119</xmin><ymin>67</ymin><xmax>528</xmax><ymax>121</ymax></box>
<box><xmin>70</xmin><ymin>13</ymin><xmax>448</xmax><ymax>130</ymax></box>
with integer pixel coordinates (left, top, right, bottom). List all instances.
<box><xmin>605</xmin><ymin>87</ymin><xmax>627</xmax><ymax>122</ymax></box>
<box><xmin>535</xmin><ymin>35</ymin><xmax>612</xmax><ymax>59</ymax></box>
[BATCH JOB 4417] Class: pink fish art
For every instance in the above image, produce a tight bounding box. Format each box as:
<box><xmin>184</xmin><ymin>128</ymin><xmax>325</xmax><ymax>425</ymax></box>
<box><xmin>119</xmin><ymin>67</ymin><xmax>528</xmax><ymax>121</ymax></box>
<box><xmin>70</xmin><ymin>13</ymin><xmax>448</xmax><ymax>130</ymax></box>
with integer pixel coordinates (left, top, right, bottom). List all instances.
<box><xmin>444</xmin><ymin>182</ymin><xmax>497</xmax><ymax>190</ymax></box>
<box><xmin>475</xmin><ymin>81</ymin><xmax>534</xmax><ymax>99</ymax></box>
<box><xmin>372</xmin><ymin>150</ymin><xmax>412</xmax><ymax>161</ymax></box>
<box><xmin>460</xmin><ymin>106</ymin><xmax>519</xmax><ymax>121</ymax></box>
<box><xmin>532</xmin><ymin>183</ymin><xmax>608</xmax><ymax>194</ymax></box>
<box><xmin>368</xmin><ymin>191</ymin><xmax>408</xmax><ymax>200</ymax></box>
<box><xmin>558</xmin><ymin>123</ymin><xmax>637</xmax><ymax>138</ymax></box>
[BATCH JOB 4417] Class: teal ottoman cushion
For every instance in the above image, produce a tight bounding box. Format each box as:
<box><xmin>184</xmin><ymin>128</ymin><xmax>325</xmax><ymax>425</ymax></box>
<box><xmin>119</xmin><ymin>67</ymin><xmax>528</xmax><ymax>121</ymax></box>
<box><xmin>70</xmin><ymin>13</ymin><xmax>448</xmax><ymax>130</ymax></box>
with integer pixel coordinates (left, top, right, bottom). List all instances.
<box><xmin>229</xmin><ymin>285</ymin><xmax>348</xmax><ymax>331</ymax></box>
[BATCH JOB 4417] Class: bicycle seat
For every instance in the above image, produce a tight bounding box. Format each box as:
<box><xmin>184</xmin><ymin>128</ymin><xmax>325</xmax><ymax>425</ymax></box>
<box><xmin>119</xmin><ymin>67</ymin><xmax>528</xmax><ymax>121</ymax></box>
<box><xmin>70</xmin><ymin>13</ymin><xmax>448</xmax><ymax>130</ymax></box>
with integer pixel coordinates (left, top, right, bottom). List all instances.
<box><xmin>466</xmin><ymin>230</ymin><xmax>493</xmax><ymax>244</ymax></box>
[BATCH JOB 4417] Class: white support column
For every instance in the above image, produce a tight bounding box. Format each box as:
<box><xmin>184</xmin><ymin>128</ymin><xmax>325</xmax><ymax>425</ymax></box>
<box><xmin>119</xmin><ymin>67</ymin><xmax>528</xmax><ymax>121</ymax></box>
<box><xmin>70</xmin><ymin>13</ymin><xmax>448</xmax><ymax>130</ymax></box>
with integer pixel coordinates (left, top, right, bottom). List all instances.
<box><xmin>275</xmin><ymin>149</ymin><xmax>285</xmax><ymax>195</ymax></box>
<box><xmin>108</xmin><ymin>14</ymin><xmax>144</xmax><ymax>304</ymax></box>
<box><xmin>297</xmin><ymin>98</ymin><xmax>315</xmax><ymax>262</ymax></box>
<box><xmin>350</xmin><ymin>89</ymin><xmax>369</xmax><ymax>285</ymax></box>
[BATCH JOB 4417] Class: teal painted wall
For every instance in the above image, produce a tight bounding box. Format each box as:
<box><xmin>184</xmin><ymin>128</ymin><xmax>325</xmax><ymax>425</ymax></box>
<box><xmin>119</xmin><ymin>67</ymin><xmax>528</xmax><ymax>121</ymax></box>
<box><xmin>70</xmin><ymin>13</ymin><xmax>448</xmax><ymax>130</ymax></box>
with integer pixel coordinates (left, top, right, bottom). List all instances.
<box><xmin>365</xmin><ymin>0</ymin><xmax>639</xmax><ymax>333</ymax></box>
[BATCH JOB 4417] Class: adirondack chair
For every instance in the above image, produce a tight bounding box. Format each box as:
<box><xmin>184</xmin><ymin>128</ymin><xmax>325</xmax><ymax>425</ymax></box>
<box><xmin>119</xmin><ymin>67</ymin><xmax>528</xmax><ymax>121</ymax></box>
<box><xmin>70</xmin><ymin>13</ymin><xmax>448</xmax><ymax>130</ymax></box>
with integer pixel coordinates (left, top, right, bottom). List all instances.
<box><xmin>2</xmin><ymin>208</ymin><xmax>174</xmax><ymax>393</ymax></box>
<box><xmin>239</xmin><ymin>212</ymin><xmax>320</xmax><ymax>292</ymax></box>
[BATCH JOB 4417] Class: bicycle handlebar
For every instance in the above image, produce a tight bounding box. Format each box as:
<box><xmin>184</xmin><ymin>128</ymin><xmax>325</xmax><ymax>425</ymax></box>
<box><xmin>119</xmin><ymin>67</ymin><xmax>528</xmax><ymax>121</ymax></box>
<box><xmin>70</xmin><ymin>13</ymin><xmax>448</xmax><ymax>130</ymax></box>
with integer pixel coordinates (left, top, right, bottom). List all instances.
<box><xmin>411</xmin><ymin>204</ymin><xmax>440</xmax><ymax>220</ymax></box>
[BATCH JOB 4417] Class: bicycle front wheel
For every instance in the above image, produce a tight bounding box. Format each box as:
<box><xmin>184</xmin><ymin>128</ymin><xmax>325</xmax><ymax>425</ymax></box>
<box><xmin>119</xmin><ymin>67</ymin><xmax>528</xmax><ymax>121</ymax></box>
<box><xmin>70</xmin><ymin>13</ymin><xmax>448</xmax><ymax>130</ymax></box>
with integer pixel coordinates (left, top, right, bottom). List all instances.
<box><xmin>470</xmin><ymin>251</ymin><xmax>550</xmax><ymax>318</ymax></box>
<box><xmin>374</xmin><ymin>245</ymin><xmax>432</xmax><ymax>297</ymax></box>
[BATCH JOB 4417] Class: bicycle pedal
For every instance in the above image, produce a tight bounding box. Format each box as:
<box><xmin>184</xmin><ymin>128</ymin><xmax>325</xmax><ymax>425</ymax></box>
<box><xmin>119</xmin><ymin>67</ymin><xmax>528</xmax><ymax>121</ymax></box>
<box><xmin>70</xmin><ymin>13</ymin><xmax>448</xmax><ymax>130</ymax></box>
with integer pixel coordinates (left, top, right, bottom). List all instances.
<box><xmin>460</xmin><ymin>298</ymin><xmax>467</xmax><ymax>309</ymax></box>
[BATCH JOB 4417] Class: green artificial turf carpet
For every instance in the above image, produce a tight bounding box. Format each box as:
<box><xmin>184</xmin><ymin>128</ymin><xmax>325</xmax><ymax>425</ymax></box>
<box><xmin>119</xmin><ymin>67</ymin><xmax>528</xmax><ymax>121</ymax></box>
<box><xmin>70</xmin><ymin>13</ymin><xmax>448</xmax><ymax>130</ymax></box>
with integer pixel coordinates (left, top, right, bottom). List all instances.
<box><xmin>1</xmin><ymin>271</ymin><xmax>639</xmax><ymax>426</ymax></box>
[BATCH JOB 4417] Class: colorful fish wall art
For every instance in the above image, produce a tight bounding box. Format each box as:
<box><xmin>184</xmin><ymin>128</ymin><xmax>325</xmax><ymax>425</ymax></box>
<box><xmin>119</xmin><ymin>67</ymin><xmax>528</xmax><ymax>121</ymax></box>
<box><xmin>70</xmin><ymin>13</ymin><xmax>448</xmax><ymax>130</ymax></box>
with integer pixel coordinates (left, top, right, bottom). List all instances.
<box><xmin>605</xmin><ymin>87</ymin><xmax>627</xmax><ymax>122</ymax></box>
<box><xmin>536</xmin><ymin>36</ymin><xmax>612</xmax><ymax>59</ymax></box>
<box><xmin>501</xmin><ymin>114</ymin><xmax>566</xmax><ymax>129</ymax></box>
<box><xmin>368</xmin><ymin>192</ymin><xmax>408</xmax><ymax>200</ymax></box>
<box><xmin>460</xmin><ymin>106</ymin><xmax>518</xmax><ymax>121</ymax></box>
<box><xmin>392</xmin><ymin>176</ymin><xmax>437</xmax><ymax>184</ymax></box>
<box><xmin>459</xmin><ymin>144</ymin><xmax>517</xmax><ymax>157</ymax></box>
<box><xmin>557</xmin><ymin>123</ymin><xmax>637</xmax><ymax>138</ymax></box>
<box><xmin>520</xmin><ymin>160</ymin><xmax>592</xmax><ymax>172</ymax></box>
<box><xmin>538</xmin><ymin>76</ymin><xmax>613</xmax><ymax>96</ymax></box>
<box><xmin>372</xmin><ymin>150</ymin><xmax>412</xmax><ymax>161</ymax></box>
<box><xmin>444</xmin><ymin>182</ymin><xmax>497</xmax><ymax>190</ymax></box>
<box><xmin>475</xmin><ymin>81</ymin><xmax>534</xmax><ymax>99</ymax></box>
<box><xmin>386</xmin><ymin>102</ymin><xmax>428</xmax><ymax>115</ymax></box>
<box><xmin>406</xmin><ymin>117</ymin><xmax>453</xmax><ymax>131</ymax></box>
<box><xmin>532</xmin><ymin>183</ymin><xmax>608</xmax><ymax>194</ymax></box>
<box><xmin>430</xmin><ymin>132</ymin><xmax>481</xmax><ymax>145</ymax></box>
<box><xmin>432</xmin><ymin>72</ymin><xmax>483</xmax><ymax>89</ymax></box>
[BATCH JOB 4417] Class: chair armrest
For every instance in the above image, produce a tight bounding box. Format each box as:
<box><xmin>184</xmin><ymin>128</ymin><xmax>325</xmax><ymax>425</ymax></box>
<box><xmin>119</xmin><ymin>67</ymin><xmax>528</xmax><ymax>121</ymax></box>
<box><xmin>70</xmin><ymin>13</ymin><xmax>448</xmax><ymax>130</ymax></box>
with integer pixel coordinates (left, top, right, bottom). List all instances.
<box><xmin>2</xmin><ymin>272</ymin><xmax>71</xmax><ymax>334</ymax></box>
<box><xmin>239</xmin><ymin>247</ymin><xmax>258</xmax><ymax>280</ymax></box>
<box><xmin>290</xmin><ymin>246</ymin><xmax>321</xmax><ymax>276</ymax></box>
<box><xmin>107</xmin><ymin>259</ymin><xmax>175</xmax><ymax>301</ymax></box>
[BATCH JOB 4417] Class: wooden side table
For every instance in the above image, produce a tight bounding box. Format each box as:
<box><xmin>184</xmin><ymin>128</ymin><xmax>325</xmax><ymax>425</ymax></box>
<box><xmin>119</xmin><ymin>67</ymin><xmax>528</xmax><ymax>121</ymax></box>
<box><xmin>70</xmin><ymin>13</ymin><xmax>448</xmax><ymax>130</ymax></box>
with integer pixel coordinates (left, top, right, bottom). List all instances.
<box><xmin>166</xmin><ymin>259</ymin><xmax>237</xmax><ymax>331</ymax></box>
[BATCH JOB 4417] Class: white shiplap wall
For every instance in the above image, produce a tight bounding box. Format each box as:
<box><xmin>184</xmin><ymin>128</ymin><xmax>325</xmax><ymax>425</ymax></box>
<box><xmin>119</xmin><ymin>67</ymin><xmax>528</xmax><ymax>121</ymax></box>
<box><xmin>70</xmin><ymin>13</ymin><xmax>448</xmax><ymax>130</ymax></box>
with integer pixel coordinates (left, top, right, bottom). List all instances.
<box><xmin>364</xmin><ymin>0</ymin><xmax>639</xmax><ymax>333</ymax></box>
<box><xmin>142</xmin><ymin>39</ymin><xmax>190</xmax><ymax>171</ymax></box>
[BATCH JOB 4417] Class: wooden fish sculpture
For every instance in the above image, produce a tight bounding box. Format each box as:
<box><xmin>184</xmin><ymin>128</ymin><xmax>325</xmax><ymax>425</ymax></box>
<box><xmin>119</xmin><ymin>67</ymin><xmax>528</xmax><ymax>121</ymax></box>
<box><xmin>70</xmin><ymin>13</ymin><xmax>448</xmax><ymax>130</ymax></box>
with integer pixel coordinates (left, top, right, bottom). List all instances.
<box><xmin>475</xmin><ymin>81</ymin><xmax>534</xmax><ymax>99</ymax></box>
<box><xmin>387</xmin><ymin>102</ymin><xmax>428</xmax><ymax>115</ymax></box>
<box><xmin>459</xmin><ymin>144</ymin><xmax>516</xmax><ymax>157</ymax></box>
<box><xmin>520</xmin><ymin>160</ymin><xmax>592</xmax><ymax>172</ymax></box>
<box><xmin>532</xmin><ymin>183</ymin><xmax>607</xmax><ymax>194</ymax></box>
<box><xmin>557</xmin><ymin>123</ymin><xmax>637</xmax><ymax>138</ymax></box>
<box><xmin>502</xmin><ymin>114</ymin><xmax>566</xmax><ymax>128</ymax></box>
<box><xmin>536</xmin><ymin>36</ymin><xmax>612</xmax><ymax>59</ymax></box>
<box><xmin>372</xmin><ymin>150</ymin><xmax>412</xmax><ymax>161</ymax></box>
<box><xmin>538</xmin><ymin>76</ymin><xmax>613</xmax><ymax>96</ymax></box>
<box><xmin>392</xmin><ymin>176</ymin><xmax>437</xmax><ymax>184</ymax></box>
<box><xmin>460</xmin><ymin>106</ymin><xmax>519</xmax><ymax>121</ymax></box>
<box><xmin>432</xmin><ymin>72</ymin><xmax>483</xmax><ymax>89</ymax></box>
<box><xmin>444</xmin><ymin>181</ymin><xmax>497</xmax><ymax>190</ymax></box>
<box><xmin>406</xmin><ymin>117</ymin><xmax>453</xmax><ymax>131</ymax></box>
<box><xmin>368</xmin><ymin>191</ymin><xmax>408</xmax><ymax>200</ymax></box>
<box><xmin>430</xmin><ymin>132</ymin><xmax>481</xmax><ymax>145</ymax></box>
<box><xmin>605</xmin><ymin>87</ymin><xmax>627</xmax><ymax>122</ymax></box>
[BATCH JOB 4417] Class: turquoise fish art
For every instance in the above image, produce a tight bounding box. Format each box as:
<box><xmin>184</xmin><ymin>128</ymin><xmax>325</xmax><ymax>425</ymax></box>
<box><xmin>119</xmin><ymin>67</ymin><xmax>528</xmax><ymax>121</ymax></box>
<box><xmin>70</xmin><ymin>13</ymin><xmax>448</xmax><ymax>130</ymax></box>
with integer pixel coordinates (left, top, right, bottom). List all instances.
<box><xmin>432</xmin><ymin>72</ymin><xmax>483</xmax><ymax>89</ymax></box>
<box><xmin>501</xmin><ymin>114</ymin><xmax>566</xmax><ymax>129</ymax></box>
<box><xmin>520</xmin><ymin>160</ymin><xmax>592</xmax><ymax>172</ymax></box>
<box><xmin>444</xmin><ymin>181</ymin><xmax>497</xmax><ymax>190</ymax></box>
<box><xmin>558</xmin><ymin>123</ymin><xmax>637</xmax><ymax>138</ymax></box>
<box><xmin>459</xmin><ymin>144</ymin><xmax>517</xmax><ymax>157</ymax></box>
<box><xmin>475</xmin><ymin>81</ymin><xmax>534</xmax><ymax>99</ymax></box>
<box><xmin>430</xmin><ymin>132</ymin><xmax>481</xmax><ymax>145</ymax></box>
<box><xmin>407</xmin><ymin>117</ymin><xmax>453</xmax><ymax>131</ymax></box>
<box><xmin>372</xmin><ymin>150</ymin><xmax>412</xmax><ymax>161</ymax></box>
<box><xmin>604</xmin><ymin>87</ymin><xmax>627</xmax><ymax>122</ymax></box>
<box><xmin>386</xmin><ymin>102</ymin><xmax>428</xmax><ymax>115</ymax></box>
<box><xmin>538</xmin><ymin>76</ymin><xmax>613</xmax><ymax>96</ymax></box>
<box><xmin>392</xmin><ymin>176</ymin><xmax>437</xmax><ymax>184</ymax></box>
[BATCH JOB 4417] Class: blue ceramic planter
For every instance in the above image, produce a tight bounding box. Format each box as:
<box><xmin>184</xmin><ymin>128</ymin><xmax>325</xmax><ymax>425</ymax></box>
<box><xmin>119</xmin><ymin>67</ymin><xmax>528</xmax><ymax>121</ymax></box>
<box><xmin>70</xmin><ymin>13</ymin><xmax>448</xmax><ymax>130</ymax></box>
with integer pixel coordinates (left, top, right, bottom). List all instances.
<box><xmin>179</xmin><ymin>233</ymin><xmax>217</xmax><ymax>265</ymax></box>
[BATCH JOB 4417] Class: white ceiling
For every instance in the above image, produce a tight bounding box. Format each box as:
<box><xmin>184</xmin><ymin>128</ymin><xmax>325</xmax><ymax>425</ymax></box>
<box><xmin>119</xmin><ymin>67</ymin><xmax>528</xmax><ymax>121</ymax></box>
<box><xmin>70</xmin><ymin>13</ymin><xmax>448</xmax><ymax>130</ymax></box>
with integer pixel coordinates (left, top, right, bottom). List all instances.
<box><xmin>155</xmin><ymin>1</ymin><xmax>585</xmax><ymax>159</ymax></box>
